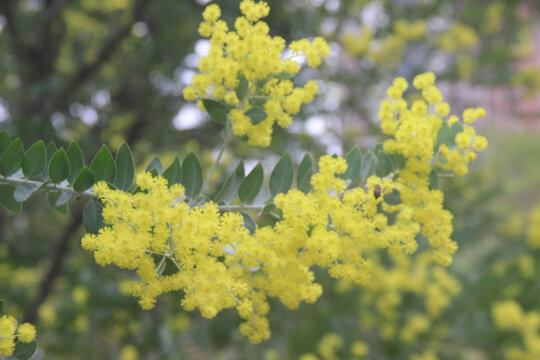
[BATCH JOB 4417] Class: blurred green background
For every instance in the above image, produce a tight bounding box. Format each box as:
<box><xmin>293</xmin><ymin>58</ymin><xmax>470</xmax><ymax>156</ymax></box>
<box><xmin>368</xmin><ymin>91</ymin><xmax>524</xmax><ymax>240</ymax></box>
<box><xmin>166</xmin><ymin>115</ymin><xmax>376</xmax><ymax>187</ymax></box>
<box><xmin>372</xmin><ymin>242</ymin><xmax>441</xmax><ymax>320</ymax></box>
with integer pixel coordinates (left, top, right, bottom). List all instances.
<box><xmin>1</xmin><ymin>0</ymin><xmax>540</xmax><ymax>359</ymax></box>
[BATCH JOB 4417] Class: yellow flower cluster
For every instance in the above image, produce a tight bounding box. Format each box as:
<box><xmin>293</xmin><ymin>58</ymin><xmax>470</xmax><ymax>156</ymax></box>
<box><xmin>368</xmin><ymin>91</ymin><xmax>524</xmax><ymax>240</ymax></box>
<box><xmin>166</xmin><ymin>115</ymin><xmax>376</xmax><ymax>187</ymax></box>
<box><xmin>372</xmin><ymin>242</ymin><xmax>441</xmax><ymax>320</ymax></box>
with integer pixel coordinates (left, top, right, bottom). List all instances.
<box><xmin>357</xmin><ymin>253</ymin><xmax>460</xmax><ymax>343</ymax></box>
<box><xmin>492</xmin><ymin>300</ymin><xmax>540</xmax><ymax>360</ymax></box>
<box><xmin>341</xmin><ymin>20</ymin><xmax>426</xmax><ymax>64</ymax></box>
<box><xmin>512</xmin><ymin>67</ymin><xmax>540</xmax><ymax>97</ymax></box>
<box><xmin>380</xmin><ymin>72</ymin><xmax>487</xmax><ymax>264</ymax></box>
<box><xmin>83</xmin><ymin>73</ymin><xmax>485</xmax><ymax>343</ymax></box>
<box><xmin>183</xmin><ymin>0</ymin><xmax>330</xmax><ymax>147</ymax></box>
<box><xmin>439</xmin><ymin>24</ymin><xmax>478</xmax><ymax>53</ymax></box>
<box><xmin>300</xmin><ymin>333</ymin><xmax>369</xmax><ymax>360</ymax></box>
<box><xmin>527</xmin><ymin>205</ymin><xmax>540</xmax><ymax>248</ymax></box>
<box><xmin>0</xmin><ymin>313</ymin><xmax>36</xmax><ymax>358</ymax></box>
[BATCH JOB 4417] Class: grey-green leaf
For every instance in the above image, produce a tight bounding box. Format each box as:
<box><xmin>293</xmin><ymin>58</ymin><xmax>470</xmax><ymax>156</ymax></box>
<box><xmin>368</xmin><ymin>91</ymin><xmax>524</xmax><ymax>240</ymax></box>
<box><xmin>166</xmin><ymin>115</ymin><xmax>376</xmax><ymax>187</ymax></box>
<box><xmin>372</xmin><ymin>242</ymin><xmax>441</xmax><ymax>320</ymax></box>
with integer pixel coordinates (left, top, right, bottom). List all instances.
<box><xmin>48</xmin><ymin>191</ymin><xmax>67</xmax><ymax>214</ymax></box>
<box><xmin>269</xmin><ymin>153</ymin><xmax>293</xmax><ymax>197</ymax></box>
<box><xmin>0</xmin><ymin>130</ymin><xmax>10</xmax><ymax>158</ymax></box>
<box><xmin>435</xmin><ymin>122</ymin><xmax>453</xmax><ymax>149</ymax></box>
<box><xmin>156</xmin><ymin>256</ymin><xmax>166</xmax><ymax>276</ymax></box>
<box><xmin>55</xmin><ymin>191</ymin><xmax>72</xmax><ymax>207</ymax></box>
<box><xmin>0</xmin><ymin>137</ymin><xmax>24</xmax><ymax>176</ymax></box>
<box><xmin>90</xmin><ymin>145</ymin><xmax>116</xmax><ymax>183</ymax></box>
<box><xmin>297</xmin><ymin>154</ymin><xmax>314</xmax><ymax>193</ymax></box>
<box><xmin>0</xmin><ymin>184</ymin><xmax>22</xmax><ymax>213</ymax></box>
<box><xmin>235</xmin><ymin>75</ymin><xmax>249</xmax><ymax>102</ymax></box>
<box><xmin>67</xmin><ymin>142</ymin><xmax>84</xmax><ymax>183</ymax></box>
<box><xmin>392</xmin><ymin>153</ymin><xmax>406</xmax><ymax>170</ymax></box>
<box><xmin>245</xmin><ymin>107</ymin><xmax>267</xmax><ymax>125</ymax></box>
<box><xmin>48</xmin><ymin>148</ymin><xmax>70</xmax><ymax>184</ymax></box>
<box><xmin>360</xmin><ymin>151</ymin><xmax>375</xmax><ymax>182</ymax></box>
<box><xmin>214</xmin><ymin>162</ymin><xmax>244</xmax><ymax>204</ymax></box>
<box><xmin>13</xmin><ymin>185</ymin><xmax>37</xmax><ymax>202</ymax></box>
<box><xmin>162</xmin><ymin>156</ymin><xmax>182</xmax><ymax>186</ymax></box>
<box><xmin>383</xmin><ymin>189</ymin><xmax>401</xmax><ymax>205</ymax></box>
<box><xmin>73</xmin><ymin>166</ymin><xmax>94</xmax><ymax>192</ymax></box>
<box><xmin>11</xmin><ymin>340</ymin><xmax>37</xmax><ymax>360</ymax></box>
<box><xmin>375</xmin><ymin>151</ymin><xmax>393</xmax><ymax>177</ymax></box>
<box><xmin>451</xmin><ymin>122</ymin><xmax>464</xmax><ymax>138</ymax></box>
<box><xmin>114</xmin><ymin>142</ymin><xmax>135</xmax><ymax>191</ymax></box>
<box><xmin>43</xmin><ymin>141</ymin><xmax>57</xmax><ymax>179</ymax></box>
<box><xmin>181</xmin><ymin>152</ymin><xmax>203</xmax><ymax>199</ymax></box>
<box><xmin>239</xmin><ymin>163</ymin><xmax>263</xmax><ymax>203</ymax></box>
<box><xmin>240</xmin><ymin>212</ymin><xmax>256</xmax><ymax>234</ymax></box>
<box><xmin>429</xmin><ymin>170</ymin><xmax>439</xmax><ymax>190</ymax></box>
<box><xmin>146</xmin><ymin>156</ymin><xmax>163</xmax><ymax>175</ymax></box>
<box><xmin>276</xmin><ymin>72</ymin><xmax>294</xmax><ymax>80</ymax></box>
<box><xmin>22</xmin><ymin>140</ymin><xmax>46</xmax><ymax>178</ymax></box>
<box><xmin>83</xmin><ymin>200</ymin><xmax>104</xmax><ymax>234</ymax></box>
<box><xmin>253</xmin><ymin>185</ymin><xmax>269</xmax><ymax>206</ymax></box>
<box><xmin>202</xmin><ymin>99</ymin><xmax>229</xmax><ymax>125</ymax></box>
<box><xmin>339</xmin><ymin>147</ymin><xmax>362</xmax><ymax>185</ymax></box>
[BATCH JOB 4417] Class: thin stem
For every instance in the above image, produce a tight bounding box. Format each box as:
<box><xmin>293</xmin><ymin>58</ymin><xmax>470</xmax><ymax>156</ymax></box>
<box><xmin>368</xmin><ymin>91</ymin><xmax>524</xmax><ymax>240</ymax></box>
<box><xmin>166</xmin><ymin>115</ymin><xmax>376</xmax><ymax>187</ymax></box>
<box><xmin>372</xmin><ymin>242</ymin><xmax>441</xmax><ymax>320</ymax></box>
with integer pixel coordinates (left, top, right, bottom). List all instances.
<box><xmin>218</xmin><ymin>204</ymin><xmax>265</xmax><ymax>211</ymax></box>
<box><xmin>202</xmin><ymin>121</ymin><xmax>232</xmax><ymax>195</ymax></box>
<box><xmin>0</xmin><ymin>175</ymin><xmax>97</xmax><ymax>199</ymax></box>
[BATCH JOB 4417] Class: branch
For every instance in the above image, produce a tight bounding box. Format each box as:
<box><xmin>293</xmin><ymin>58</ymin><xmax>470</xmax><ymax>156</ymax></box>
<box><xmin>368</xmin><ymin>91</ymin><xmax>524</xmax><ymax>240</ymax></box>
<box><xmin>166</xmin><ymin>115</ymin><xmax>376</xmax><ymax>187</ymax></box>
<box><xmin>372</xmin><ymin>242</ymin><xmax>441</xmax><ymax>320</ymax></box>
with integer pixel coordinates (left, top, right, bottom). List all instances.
<box><xmin>23</xmin><ymin>208</ymin><xmax>83</xmax><ymax>324</ymax></box>
<box><xmin>0</xmin><ymin>0</ymin><xmax>30</xmax><ymax>62</ymax></box>
<box><xmin>45</xmin><ymin>0</ymin><xmax>152</xmax><ymax>113</ymax></box>
<box><xmin>41</xmin><ymin>0</ymin><xmax>72</xmax><ymax>27</ymax></box>
<box><xmin>0</xmin><ymin>175</ymin><xmax>96</xmax><ymax>200</ymax></box>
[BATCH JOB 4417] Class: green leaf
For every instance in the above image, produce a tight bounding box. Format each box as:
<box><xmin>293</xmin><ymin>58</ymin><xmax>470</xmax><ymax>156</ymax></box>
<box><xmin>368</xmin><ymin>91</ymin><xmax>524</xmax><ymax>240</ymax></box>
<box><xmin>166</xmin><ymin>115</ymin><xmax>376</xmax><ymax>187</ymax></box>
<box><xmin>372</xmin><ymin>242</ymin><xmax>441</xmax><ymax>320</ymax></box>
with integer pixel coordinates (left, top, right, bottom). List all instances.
<box><xmin>435</xmin><ymin>122</ymin><xmax>453</xmax><ymax>149</ymax></box>
<box><xmin>0</xmin><ymin>184</ymin><xmax>21</xmax><ymax>213</ymax></box>
<box><xmin>22</xmin><ymin>140</ymin><xmax>46</xmax><ymax>178</ymax></box>
<box><xmin>0</xmin><ymin>130</ymin><xmax>10</xmax><ymax>158</ymax></box>
<box><xmin>148</xmin><ymin>168</ymin><xmax>159</xmax><ymax>178</ymax></box>
<box><xmin>360</xmin><ymin>151</ymin><xmax>375</xmax><ymax>182</ymax></box>
<box><xmin>73</xmin><ymin>166</ymin><xmax>94</xmax><ymax>192</ymax></box>
<box><xmin>245</xmin><ymin>107</ymin><xmax>267</xmax><ymax>125</ymax></box>
<box><xmin>48</xmin><ymin>191</ymin><xmax>68</xmax><ymax>214</ymax></box>
<box><xmin>240</xmin><ymin>212</ymin><xmax>256</xmax><ymax>234</ymax></box>
<box><xmin>375</xmin><ymin>151</ymin><xmax>393</xmax><ymax>177</ymax></box>
<box><xmin>13</xmin><ymin>185</ymin><xmax>37</xmax><ymax>202</ymax></box>
<box><xmin>114</xmin><ymin>142</ymin><xmax>135</xmax><ymax>191</ymax></box>
<box><xmin>374</xmin><ymin>144</ymin><xmax>383</xmax><ymax>155</ymax></box>
<box><xmin>214</xmin><ymin>162</ymin><xmax>245</xmax><ymax>204</ymax></box>
<box><xmin>181</xmin><ymin>152</ymin><xmax>203</xmax><ymax>199</ymax></box>
<box><xmin>83</xmin><ymin>200</ymin><xmax>104</xmax><ymax>234</ymax></box>
<box><xmin>202</xmin><ymin>99</ymin><xmax>229</xmax><ymax>125</ymax></box>
<box><xmin>235</xmin><ymin>75</ymin><xmax>249</xmax><ymax>102</ymax></box>
<box><xmin>269</xmin><ymin>153</ymin><xmax>294</xmax><ymax>197</ymax></box>
<box><xmin>383</xmin><ymin>189</ymin><xmax>401</xmax><ymax>205</ymax></box>
<box><xmin>162</xmin><ymin>156</ymin><xmax>182</xmax><ymax>186</ymax></box>
<box><xmin>297</xmin><ymin>154</ymin><xmax>314</xmax><ymax>193</ymax></box>
<box><xmin>90</xmin><ymin>145</ymin><xmax>116</xmax><ymax>183</ymax></box>
<box><xmin>48</xmin><ymin>148</ymin><xmax>70</xmax><ymax>184</ymax></box>
<box><xmin>11</xmin><ymin>340</ymin><xmax>37</xmax><ymax>360</ymax></box>
<box><xmin>146</xmin><ymin>156</ymin><xmax>163</xmax><ymax>175</ymax></box>
<box><xmin>239</xmin><ymin>163</ymin><xmax>264</xmax><ymax>203</ymax></box>
<box><xmin>339</xmin><ymin>147</ymin><xmax>362</xmax><ymax>185</ymax></box>
<box><xmin>67</xmin><ymin>142</ymin><xmax>84</xmax><ymax>183</ymax></box>
<box><xmin>0</xmin><ymin>137</ymin><xmax>24</xmax><ymax>176</ymax></box>
<box><xmin>429</xmin><ymin>170</ymin><xmax>439</xmax><ymax>190</ymax></box>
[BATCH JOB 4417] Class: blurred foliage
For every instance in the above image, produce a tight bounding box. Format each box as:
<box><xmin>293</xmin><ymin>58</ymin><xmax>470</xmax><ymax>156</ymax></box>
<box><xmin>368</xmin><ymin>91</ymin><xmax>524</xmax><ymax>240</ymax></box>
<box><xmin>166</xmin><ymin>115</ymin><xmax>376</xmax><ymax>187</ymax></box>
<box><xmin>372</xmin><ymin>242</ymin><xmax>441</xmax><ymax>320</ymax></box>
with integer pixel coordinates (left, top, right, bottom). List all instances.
<box><xmin>1</xmin><ymin>0</ymin><xmax>540</xmax><ymax>359</ymax></box>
